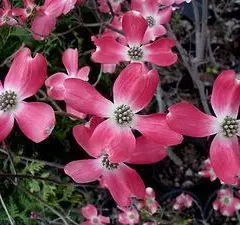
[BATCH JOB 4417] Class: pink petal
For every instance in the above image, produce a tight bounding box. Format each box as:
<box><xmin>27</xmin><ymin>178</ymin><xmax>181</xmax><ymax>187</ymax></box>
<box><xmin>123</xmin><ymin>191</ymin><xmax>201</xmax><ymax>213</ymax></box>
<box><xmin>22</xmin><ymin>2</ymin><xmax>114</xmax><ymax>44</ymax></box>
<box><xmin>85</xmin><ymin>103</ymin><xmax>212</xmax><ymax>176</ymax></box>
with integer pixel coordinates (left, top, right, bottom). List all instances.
<box><xmin>126</xmin><ymin>136</ymin><xmax>168</xmax><ymax>164</ymax></box>
<box><xmin>76</xmin><ymin>66</ymin><xmax>90</xmax><ymax>81</ymax></box>
<box><xmin>80</xmin><ymin>222</ymin><xmax>92</xmax><ymax>225</ymax></box>
<box><xmin>89</xmin><ymin>119</ymin><xmax>136</xmax><ymax>163</ymax></box>
<box><xmin>66</xmin><ymin>105</ymin><xmax>86</xmax><ymax>120</ymax></box>
<box><xmin>42</xmin><ymin>0</ymin><xmax>67</xmax><ymax>16</ymax></box>
<box><xmin>45</xmin><ymin>72</ymin><xmax>68</xmax><ymax>100</ymax></box>
<box><xmin>210</xmin><ymin>134</ymin><xmax>240</xmax><ymax>184</ymax></box>
<box><xmin>89</xmin><ymin>116</ymin><xmax>105</xmax><ymax>130</ymax></box>
<box><xmin>143</xmin><ymin>25</ymin><xmax>167</xmax><ymax>43</ymax></box>
<box><xmin>102</xmin><ymin>64</ymin><xmax>117</xmax><ymax>74</ymax></box>
<box><xmin>166</xmin><ymin>102</ymin><xmax>219</xmax><ymax>137</ymax></box>
<box><xmin>73</xmin><ymin>121</ymin><xmax>103</xmax><ymax>158</ymax></box>
<box><xmin>81</xmin><ymin>204</ymin><xmax>98</xmax><ymax>219</ymax></box>
<box><xmin>64</xmin><ymin>159</ymin><xmax>103</xmax><ymax>183</ymax></box>
<box><xmin>99</xmin><ymin>215</ymin><xmax>110</xmax><ymax>224</ymax></box>
<box><xmin>159</xmin><ymin>0</ymin><xmax>175</xmax><ymax>5</ymax></box>
<box><xmin>3</xmin><ymin>0</ymin><xmax>11</xmax><ymax>10</ymax></box>
<box><xmin>143</xmin><ymin>38</ymin><xmax>178</xmax><ymax>66</ymax></box>
<box><xmin>130</xmin><ymin>0</ymin><xmax>144</xmax><ymax>12</ymax></box>
<box><xmin>119</xmin><ymin>164</ymin><xmax>145</xmax><ymax>199</ymax></box>
<box><xmin>4</xmin><ymin>48</ymin><xmax>47</xmax><ymax>99</ymax></box>
<box><xmin>211</xmin><ymin>70</ymin><xmax>240</xmax><ymax>119</ymax></box>
<box><xmin>31</xmin><ymin>14</ymin><xmax>57</xmax><ymax>40</ymax></box>
<box><xmin>146</xmin><ymin>187</ymin><xmax>155</xmax><ymax>198</ymax></box>
<box><xmin>64</xmin><ymin>78</ymin><xmax>113</xmax><ymax>117</ymax></box>
<box><xmin>122</xmin><ymin>10</ymin><xmax>147</xmax><ymax>46</ymax></box>
<box><xmin>14</xmin><ymin>102</ymin><xmax>55</xmax><ymax>143</ymax></box>
<box><xmin>91</xmin><ymin>36</ymin><xmax>128</xmax><ymax>64</ymax></box>
<box><xmin>0</xmin><ymin>113</ymin><xmax>14</xmax><ymax>142</ymax></box>
<box><xmin>102</xmin><ymin>170</ymin><xmax>132</xmax><ymax>207</ymax></box>
<box><xmin>133</xmin><ymin>113</ymin><xmax>183</xmax><ymax>146</ymax></box>
<box><xmin>157</xmin><ymin>7</ymin><xmax>172</xmax><ymax>24</ymax></box>
<box><xmin>113</xmin><ymin>63</ymin><xmax>159</xmax><ymax>112</ymax></box>
<box><xmin>62</xmin><ymin>48</ymin><xmax>78</xmax><ymax>76</ymax></box>
<box><xmin>145</xmin><ymin>0</ymin><xmax>160</xmax><ymax>13</ymax></box>
<box><xmin>60</xmin><ymin>0</ymin><xmax>77</xmax><ymax>14</ymax></box>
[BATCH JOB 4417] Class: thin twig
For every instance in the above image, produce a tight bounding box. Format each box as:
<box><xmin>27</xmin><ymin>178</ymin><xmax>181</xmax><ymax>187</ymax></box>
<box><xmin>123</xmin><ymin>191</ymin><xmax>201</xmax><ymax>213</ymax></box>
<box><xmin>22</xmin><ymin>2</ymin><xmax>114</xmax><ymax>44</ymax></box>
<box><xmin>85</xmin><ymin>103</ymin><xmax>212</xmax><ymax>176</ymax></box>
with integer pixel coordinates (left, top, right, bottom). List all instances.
<box><xmin>93</xmin><ymin>65</ymin><xmax>103</xmax><ymax>86</ymax></box>
<box><xmin>0</xmin><ymin>173</ymin><xmax>66</xmax><ymax>185</ymax></box>
<box><xmin>0</xmin><ymin>194</ymin><xmax>15</xmax><ymax>225</ymax></box>
<box><xmin>0</xmin><ymin>149</ymin><xmax>64</xmax><ymax>169</ymax></box>
<box><xmin>3</xmin><ymin>141</ymin><xmax>18</xmax><ymax>184</ymax></box>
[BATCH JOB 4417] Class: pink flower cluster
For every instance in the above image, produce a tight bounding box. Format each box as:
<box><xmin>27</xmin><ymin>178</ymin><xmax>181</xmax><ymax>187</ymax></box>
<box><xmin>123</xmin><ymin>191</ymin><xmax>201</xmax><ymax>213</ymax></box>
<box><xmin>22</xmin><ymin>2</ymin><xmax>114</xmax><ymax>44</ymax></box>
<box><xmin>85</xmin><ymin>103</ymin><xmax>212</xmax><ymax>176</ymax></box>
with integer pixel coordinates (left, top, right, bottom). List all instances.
<box><xmin>0</xmin><ymin>0</ymin><xmax>85</xmax><ymax>40</ymax></box>
<box><xmin>213</xmin><ymin>188</ymin><xmax>240</xmax><ymax>217</ymax></box>
<box><xmin>173</xmin><ymin>193</ymin><xmax>193</xmax><ymax>211</ymax></box>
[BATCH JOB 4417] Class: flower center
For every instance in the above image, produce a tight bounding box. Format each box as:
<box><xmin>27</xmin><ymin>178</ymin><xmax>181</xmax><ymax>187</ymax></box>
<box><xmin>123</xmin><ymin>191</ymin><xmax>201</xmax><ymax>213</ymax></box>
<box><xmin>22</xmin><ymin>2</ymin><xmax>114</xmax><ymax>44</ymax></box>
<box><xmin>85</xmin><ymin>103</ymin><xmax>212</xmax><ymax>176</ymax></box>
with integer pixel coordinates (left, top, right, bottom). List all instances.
<box><xmin>146</xmin><ymin>16</ymin><xmax>155</xmax><ymax>28</ymax></box>
<box><xmin>26</xmin><ymin>7</ymin><xmax>32</xmax><ymax>14</ymax></box>
<box><xmin>92</xmin><ymin>217</ymin><xmax>100</xmax><ymax>224</ymax></box>
<box><xmin>128</xmin><ymin>46</ymin><xmax>143</xmax><ymax>61</ymax></box>
<box><xmin>147</xmin><ymin>198</ymin><xmax>154</xmax><ymax>205</ymax></box>
<box><xmin>102</xmin><ymin>154</ymin><xmax>119</xmax><ymax>170</ymax></box>
<box><xmin>114</xmin><ymin>104</ymin><xmax>134</xmax><ymax>125</ymax></box>
<box><xmin>2</xmin><ymin>14</ymin><xmax>10</xmax><ymax>22</ymax></box>
<box><xmin>0</xmin><ymin>90</ymin><xmax>17</xmax><ymax>112</ymax></box>
<box><xmin>221</xmin><ymin>197</ymin><xmax>231</xmax><ymax>205</ymax></box>
<box><xmin>221</xmin><ymin>116</ymin><xmax>239</xmax><ymax>137</ymax></box>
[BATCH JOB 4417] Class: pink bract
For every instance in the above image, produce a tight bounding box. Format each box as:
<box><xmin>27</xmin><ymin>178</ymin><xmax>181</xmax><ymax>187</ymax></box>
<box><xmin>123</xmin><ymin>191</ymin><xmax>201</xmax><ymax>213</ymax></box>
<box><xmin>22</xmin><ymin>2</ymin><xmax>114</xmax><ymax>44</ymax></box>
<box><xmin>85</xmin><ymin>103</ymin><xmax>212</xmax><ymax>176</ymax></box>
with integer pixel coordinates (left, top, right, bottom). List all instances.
<box><xmin>81</xmin><ymin>204</ymin><xmax>110</xmax><ymax>225</ymax></box>
<box><xmin>0</xmin><ymin>47</ymin><xmax>55</xmax><ymax>143</ymax></box>
<box><xmin>166</xmin><ymin>70</ymin><xmax>240</xmax><ymax>184</ymax></box>
<box><xmin>91</xmin><ymin>10</ymin><xmax>178</xmax><ymax>67</ymax></box>
<box><xmin>64</xmin><ymin>63</ymin><xmax>182</xmax><ymax>162</ymax></box>
<box><xmin>213</xmin><ymin>188</ymin><xmax>240</xmax><ymax>216</ymax></box>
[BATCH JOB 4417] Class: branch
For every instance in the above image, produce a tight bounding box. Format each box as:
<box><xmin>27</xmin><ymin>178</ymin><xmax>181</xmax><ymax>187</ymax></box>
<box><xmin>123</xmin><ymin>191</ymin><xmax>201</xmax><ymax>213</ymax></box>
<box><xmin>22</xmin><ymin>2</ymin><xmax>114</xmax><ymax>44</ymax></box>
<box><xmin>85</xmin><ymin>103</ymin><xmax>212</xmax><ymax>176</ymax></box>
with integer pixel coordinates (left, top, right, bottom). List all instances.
<box><xmin>0</xmin><ymin>194</ymin><xmax>15</xmax><ymax>225</ymax></box>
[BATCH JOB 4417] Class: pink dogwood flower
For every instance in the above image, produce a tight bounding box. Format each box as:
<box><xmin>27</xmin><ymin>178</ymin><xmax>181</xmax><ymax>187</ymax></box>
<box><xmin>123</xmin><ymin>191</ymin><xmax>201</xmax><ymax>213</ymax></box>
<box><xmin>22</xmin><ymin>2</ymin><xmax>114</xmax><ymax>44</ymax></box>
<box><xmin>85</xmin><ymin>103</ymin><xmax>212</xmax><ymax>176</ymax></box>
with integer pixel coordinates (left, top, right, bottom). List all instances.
<box><xmin>12</xmin><ymin>0</ymin><xmax>36</xmax><ymax>22</ymax></box>
<box><xmin>92</xmin><ymin>10</ymin><xmax>177</xmax><ymax>67</ymax></box>
<box><xmin>198</xmin><ymin>158</ymin><xmax>217</xmax><ymax>182</ymax></box>
<box><xmin>138</xmin><ymin>187</ymin><xmax>159</xmax><ymax>214</ymax></box>
<box><xmin>64</xmin><ymin>117</ymin><xmax>146</xmax><ymax>207</ymax></box>
<box><xmin>213</xmin><ymin>188</ymin><xmax>240</xmax><ymax>216</ymax></box>
<box><xmin>31</xmin><ymin>0</ymin><xmax>77</xmax><ymax>40</ymax></box>
<box><xmin>0</xmin><ymin>47</ymin><xmax>55</xmax><ymax>142</ymax></box>
<box><xmin>45</xmin><ymin>48</ymin><xmax>89</xmax><ymax>119</ymax></box>
<box><xmin>131</xmin><ymin>0</ymin><xmax>172</xmax><ymax>43</ymax></box>
<box><xmin>0</xmin><ymin>0</ymin><xmax>17</xmax><ymax>26</ymax></box>
<box><xmin>118</xmin><ymin>207</ymin><xmax>139</xmax><ymax>225</ymax></box>
<box><xmin>64</xmin><ymin>63</ymin><xmax>182</xmax><ymax>162</ymax></box>
<box><xmin>173</xmin><ymin>193</ymin><xmax>193</xmax><ymax>211</ymax></box>
<box><xmin>81</xmin><ymin>204</ymin><xmax>110</xmax><ymax>225</ymax></box>
<box><xmin>97</xmin><ymin>0</ymin><xmax>124</xmax><ymax>14</ymax></box>
<box><xmin>166</xmin><ymin>70</ymin><xmax>240</xmax><ymax>184</ymax></box>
